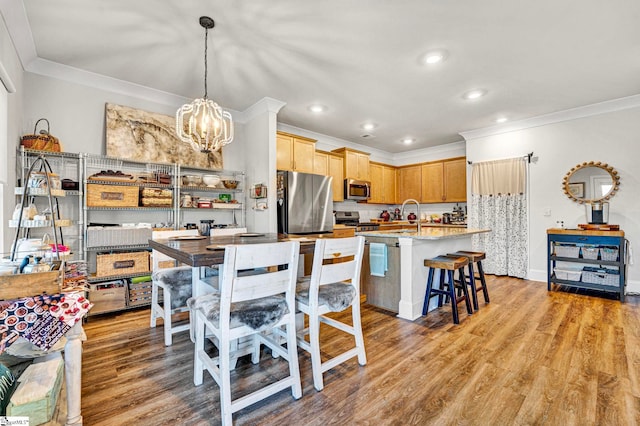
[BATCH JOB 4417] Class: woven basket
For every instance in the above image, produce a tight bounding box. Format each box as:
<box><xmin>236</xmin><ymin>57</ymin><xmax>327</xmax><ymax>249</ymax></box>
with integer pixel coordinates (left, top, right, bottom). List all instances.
<box><xmin>20</xmin><ymin>119</ymin><xmax>62</xmax><ymax>152</ymax></box>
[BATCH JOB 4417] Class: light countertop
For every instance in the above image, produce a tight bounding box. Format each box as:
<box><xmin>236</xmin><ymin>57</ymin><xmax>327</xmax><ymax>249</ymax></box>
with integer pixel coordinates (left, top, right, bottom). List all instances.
<box><xmin>356</xmin><ymin>227</ymin><xmax>490</xmax><ymax>240</ymax></box>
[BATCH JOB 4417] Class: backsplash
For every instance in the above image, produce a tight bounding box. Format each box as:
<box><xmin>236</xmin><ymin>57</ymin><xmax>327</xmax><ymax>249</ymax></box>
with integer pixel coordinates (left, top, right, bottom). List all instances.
<box><xmin>334</xmin><ymin>200</ymin><xmax>467</xmax><ymax>222</ymax></box>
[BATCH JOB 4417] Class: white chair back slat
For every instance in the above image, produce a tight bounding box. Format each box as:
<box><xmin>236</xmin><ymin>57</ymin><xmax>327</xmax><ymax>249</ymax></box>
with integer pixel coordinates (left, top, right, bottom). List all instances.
<box><xmin>151</xmin><ymin>229</ymin><xmax>200</xmax><ymax>271</ymax></box>
<box><xmin>221</xmin><ymin>242</ymin><xmax>300</xmax><ymax>305</ymax></box>
<box><xmin>233</xmin><ymin>245</ymin><xmax>293</xmax><ymax>271</ymax></box>
<box><xmin>231</xmin><ymin>270</ymin><xmax>292</xmax><ymax>302</ymax></box>
<box><xmin>318</xmin><ymin>260</ymin><xmax>357</xmax><ymax>286</ymax></box>
<box><xmin>321</xmin><ymin>241</ymin><xmax>360</xmax><ymax>260</ymax></box>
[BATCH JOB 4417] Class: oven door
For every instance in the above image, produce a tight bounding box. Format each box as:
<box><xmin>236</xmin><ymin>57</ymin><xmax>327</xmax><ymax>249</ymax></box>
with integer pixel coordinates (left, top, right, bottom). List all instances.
<box><xmin>344</xmin><ymin>179</ymin><xmax>371</xmax><ymax>200</ymax></box>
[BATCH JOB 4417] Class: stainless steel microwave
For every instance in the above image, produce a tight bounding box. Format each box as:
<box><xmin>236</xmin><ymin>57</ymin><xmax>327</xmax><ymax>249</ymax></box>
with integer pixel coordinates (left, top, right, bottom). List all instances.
<box><xmin>344</xmin><ymin>179</ymin><xmax>371</xmax><ymax>201</ymax></box>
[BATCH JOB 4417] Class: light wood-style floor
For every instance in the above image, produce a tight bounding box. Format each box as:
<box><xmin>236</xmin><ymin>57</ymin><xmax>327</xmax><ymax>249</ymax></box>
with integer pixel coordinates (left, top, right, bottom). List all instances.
<box><xmin>81</xmin><ymin>276</ymin><xmax>640</xmax><ymax>425</ymax></box>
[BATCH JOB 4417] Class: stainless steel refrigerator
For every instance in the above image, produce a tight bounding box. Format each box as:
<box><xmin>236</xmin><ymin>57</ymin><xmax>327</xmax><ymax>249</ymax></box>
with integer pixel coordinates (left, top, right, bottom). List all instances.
<box><xmin>277</xmin><ymin>171</ymin><xmax>334</xmax><ymax>234</ymax></box>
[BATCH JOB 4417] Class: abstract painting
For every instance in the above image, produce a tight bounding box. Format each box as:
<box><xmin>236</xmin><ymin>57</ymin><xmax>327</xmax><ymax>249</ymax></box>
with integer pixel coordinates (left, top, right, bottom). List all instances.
<box><xmin>105</xmin><ymin>103</ymin><xmax>223</xmax><ymax>169</ymax></box>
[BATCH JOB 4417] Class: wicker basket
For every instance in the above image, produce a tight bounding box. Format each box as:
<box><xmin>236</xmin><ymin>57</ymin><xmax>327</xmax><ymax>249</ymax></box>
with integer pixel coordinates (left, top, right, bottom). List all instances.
<box><xmin>20</xmin><ymin>119</ymin><xmax>62</xmax><ymax>152</ymax></box>
<box><xmin>555</xmin><ymin>244</ymin><xmax>580</xmax><ymax>258</ymax></box>
<box><xmin>87</xmin><ymin>184</ymin><xmax>139</xmax><ymax>207</ymax></box>
<box><xmin>600</xmin><ymin>247</ymin><xmax>619</xmax><ymax>261</ymax></box>
<box><xmin>581</xmin><ymin>246</ymin><xmax>600</xmax><ymax>260</ymax></box>
<box><xmin>96</xmin><ymin>251</ymin><xmax>150</xmax><ymax>277</ymax></box>
<box><xmin>582</xmin><ymin>267</ymin><xmax>619</xmax><ymax>287</ymax></box>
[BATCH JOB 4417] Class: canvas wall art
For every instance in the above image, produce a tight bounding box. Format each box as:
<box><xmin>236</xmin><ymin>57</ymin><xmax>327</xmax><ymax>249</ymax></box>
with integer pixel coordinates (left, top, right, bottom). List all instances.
<box><xmin>105</xmin><ymin>103</ymin><xmax>223</xmax><ymax>169</ymax></box>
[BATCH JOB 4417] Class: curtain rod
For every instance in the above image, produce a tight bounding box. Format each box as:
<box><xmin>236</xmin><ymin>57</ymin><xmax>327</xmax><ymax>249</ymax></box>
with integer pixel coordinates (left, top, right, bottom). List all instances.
<box><xmin>467</xmin><ymin>152</ymin><xmax>534</xmax><ymax>165</ymax></box>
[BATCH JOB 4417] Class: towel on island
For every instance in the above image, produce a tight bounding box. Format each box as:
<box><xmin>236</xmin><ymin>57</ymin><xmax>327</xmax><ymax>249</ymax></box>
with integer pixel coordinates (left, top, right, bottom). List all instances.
<box><xmin>369</xmin><ymin>243</ymin><xmax>388</xmax><ymax>277</ymax></box>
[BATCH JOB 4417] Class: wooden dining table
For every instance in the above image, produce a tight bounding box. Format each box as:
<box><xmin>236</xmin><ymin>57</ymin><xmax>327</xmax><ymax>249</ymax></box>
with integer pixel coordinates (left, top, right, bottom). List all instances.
<box><xmin>148</xmin><ymin>233</ymin><xmax>319</xmax><ymax>297</ymax></box>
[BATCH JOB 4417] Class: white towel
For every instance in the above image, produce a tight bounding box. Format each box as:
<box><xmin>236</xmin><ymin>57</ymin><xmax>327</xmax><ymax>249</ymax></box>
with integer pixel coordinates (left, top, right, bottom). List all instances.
<box><xmin>369</xmin><ymin>243</ymin><xmax>388</xmax><ymax>277</ymax></box>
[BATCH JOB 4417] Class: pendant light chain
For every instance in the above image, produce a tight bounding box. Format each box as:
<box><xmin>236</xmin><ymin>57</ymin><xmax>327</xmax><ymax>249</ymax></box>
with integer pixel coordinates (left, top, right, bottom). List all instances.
<box><xmin>203</xmin><ymin>26</ymin><xmax>208</xmax><ymax>99</ymax></box>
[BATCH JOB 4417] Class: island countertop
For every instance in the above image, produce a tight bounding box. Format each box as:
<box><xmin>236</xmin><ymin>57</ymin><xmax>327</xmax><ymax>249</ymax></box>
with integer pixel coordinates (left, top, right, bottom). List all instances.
<box><xmin>356</xmin><ymin>227</ymin><xmax>490</xmax><ymax>240</ymax></box>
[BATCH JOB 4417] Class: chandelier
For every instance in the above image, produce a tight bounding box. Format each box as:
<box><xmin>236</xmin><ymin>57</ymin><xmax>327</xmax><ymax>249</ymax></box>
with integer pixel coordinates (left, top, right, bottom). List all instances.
<box><xmin>176</xmin><ymin>16</ymin><xmax>233</xmax><ymax>153</ymax></box>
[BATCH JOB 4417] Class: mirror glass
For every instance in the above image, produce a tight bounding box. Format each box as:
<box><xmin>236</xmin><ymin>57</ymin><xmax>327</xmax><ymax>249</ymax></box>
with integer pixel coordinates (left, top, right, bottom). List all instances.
<box><xmin>562</xmin><ymin>162</ymin><xmax>620</xmax><ymax>204</ymax></box>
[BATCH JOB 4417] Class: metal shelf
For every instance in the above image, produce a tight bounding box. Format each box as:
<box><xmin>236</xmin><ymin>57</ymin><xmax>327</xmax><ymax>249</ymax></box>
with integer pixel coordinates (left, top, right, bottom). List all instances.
<box><xmin>15</xmin><ymin>187</ymin><xmax>66</xmax><ymax>197</ymax></box>
<box><xmin>86</xmin><ymin>206</ymin><xmax>174</xmax><ymax>211</ymax></box>
<box><xmin>85</xmin><ymin>244</ymin><xmax>150</xmax><ymax>252</ymax></box>
<box><xmin>87</xmin><ymin>271</ymin><xmax>151</xmax><ymax>283</ymax></box>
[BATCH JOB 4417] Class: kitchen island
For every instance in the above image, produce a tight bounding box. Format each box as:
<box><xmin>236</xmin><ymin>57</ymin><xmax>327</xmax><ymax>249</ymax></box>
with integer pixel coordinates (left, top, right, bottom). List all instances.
<box><xmin>356</xmin><ymin>227</ymin><xmax>490</xmax><ymax>320</ymax></box>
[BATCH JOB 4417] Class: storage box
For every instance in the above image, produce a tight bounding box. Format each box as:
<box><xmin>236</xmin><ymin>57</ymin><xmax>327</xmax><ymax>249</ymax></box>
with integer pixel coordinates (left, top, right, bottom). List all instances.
<box><xmin>581</xmin><ymin>246</ymin><xmax>600</xmax><ymax>260</ymax></box>
<box><xmin>96</xmin><ymin>251</ymin><xmax>150</xmax><ymax>277</ymax></box>
<box><xmin>87</xmin><ymin>183</ymin><xmax>139</xmax><ymax>207</ymax></box>
<box><xmin>89</xmin><ymin>280</ymin><xmax>126</xmax><ymax>313</ymax></box>
<box><xmin>555</xmin><ymin>244</ymin><xmax>580</xmax><ymax>258</ymax></box>
<box><xmin>128</xmin><ymin>280</ymin><xmax>154</xmax><ymax>307</ymax></box>
<box><xmin>554</xmin><ymin>266</ymin><xmax>583</xmax><ymax>281</ymax></box>
<box><xmin>582</xmin><ymin>267</ymin><xmax>620</xmax><ymax>287</ymax></box>
<box><xmin>601</xmin><ymin>247</ymin><xmax>619</xmax><ymax>261</ymax></box>
<box><xmin>87</xmin><ymin>226</ymin><xmax>152</xmax><ymax>247</ymax></box>
<box><xmin>7</xmin><ymin>353</ymin><xmax>63</xmax><ymax>425</ymax></box>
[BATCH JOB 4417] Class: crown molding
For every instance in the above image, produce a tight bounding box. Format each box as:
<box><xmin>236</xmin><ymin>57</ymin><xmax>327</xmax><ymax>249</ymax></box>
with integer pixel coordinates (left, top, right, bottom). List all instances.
<box><xmin>28</xmin><ymin>58</ymin><xmax>195</xmax><ymax>107</ymax></box>
<box><xmin>237</xmin><ymin>97</ymin><xmax>285</xmax><ymax>123</ymax></box>
<box><xmin>460</xmin><ymin>93</ymin><xmax>640</xmax><ymax>141</ymax></box>
<box><xmin>0</xmin><ymin>0</ymin><xmax>36</xmax><ymax>69</ymax></box>
<box><xmin>391</xmin><ymin>140</ymin><xmax>466</xmax><ymax>164</ymax></box>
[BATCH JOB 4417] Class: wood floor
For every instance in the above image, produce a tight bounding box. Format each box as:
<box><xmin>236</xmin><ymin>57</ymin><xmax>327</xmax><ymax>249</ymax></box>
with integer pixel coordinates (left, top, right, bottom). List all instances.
<box><xmin>81</xmin><ymin>276</ymin><xmax>640</xmax><ymax>425</ymax></box>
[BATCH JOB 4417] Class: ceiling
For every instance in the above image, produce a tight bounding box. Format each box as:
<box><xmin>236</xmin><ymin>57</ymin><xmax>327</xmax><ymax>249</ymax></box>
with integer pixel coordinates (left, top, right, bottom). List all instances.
<box><xmin>4</xmin><ymin>0</ymin><xmax>640</xmax><ymax>153</ymax></box>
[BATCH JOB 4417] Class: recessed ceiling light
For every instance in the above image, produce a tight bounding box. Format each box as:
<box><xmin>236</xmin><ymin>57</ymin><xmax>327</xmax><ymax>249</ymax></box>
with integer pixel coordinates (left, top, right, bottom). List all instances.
<box><xmin>402</xmin><ymin>137</ymin><xmax>414</xmax><ymax>145</ymax></box>
<box><xmin>308</xmin><ymin>104</ymin><xmax>327</xmax><ymax>113</ymax></box>
<box><xmin>361</xmin><ymin>122</ymin><xmax>377</xmax><ymax>131</ymax></box>
<box><xmin>463</xmin><ymin>89</ymin><xmax>487</xmax><ymax>100</ymax></box>
<box><xmin>495</xmin><ymin>117</ymin><xmax>508</xmax><ymax>124</ymax></box>
<box><xmin>421</xmin><ymin>49</ymin><xmax>448</xmax><ymax>65</ymax></box>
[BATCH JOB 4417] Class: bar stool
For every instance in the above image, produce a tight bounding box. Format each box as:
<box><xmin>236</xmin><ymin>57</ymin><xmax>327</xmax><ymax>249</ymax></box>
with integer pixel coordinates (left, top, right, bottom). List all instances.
<box><xmin>423</xmin><ymin>255</ymin><xmax>472</xmax><ymax>324</ymax></box>
<box><xmin>446</xmin><ymin>251</ymin><xmax>489</xmax><ymax>311</ymax></box>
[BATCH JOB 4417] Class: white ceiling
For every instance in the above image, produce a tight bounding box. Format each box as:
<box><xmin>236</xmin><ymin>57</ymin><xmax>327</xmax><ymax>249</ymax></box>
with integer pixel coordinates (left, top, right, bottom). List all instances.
<box><xmin>3</xmin><ymin>0</ymin><xmax>640</xmax><ymax>153</ymax></box>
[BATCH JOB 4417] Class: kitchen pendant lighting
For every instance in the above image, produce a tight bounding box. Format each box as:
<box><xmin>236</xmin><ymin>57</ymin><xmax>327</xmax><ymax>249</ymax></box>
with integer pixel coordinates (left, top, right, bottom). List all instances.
<box><xmin>176</xmin><ymin>16</ymin><xmax>233</xmax><ymax>153</ymax></box>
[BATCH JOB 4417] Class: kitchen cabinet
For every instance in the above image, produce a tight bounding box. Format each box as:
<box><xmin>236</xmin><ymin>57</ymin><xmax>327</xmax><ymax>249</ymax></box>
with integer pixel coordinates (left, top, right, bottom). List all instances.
<box><xmin>397</xmin><ymin>165</ymin><xmax>421</xmax><ymax>202</ymax></box>
<box><xmin>547</xmin><ymin>228</ymin><xmax>626</xmax><ymax>301</ymax></box>
<box><xmin>328</xmin><ymin>153</ymin><xmax>344</xmax><ymax>202</ymax></box>
<box><xmin>332</xmin><ymin>147</ymin><xmax>370</xmax><ymax>181</ymax></box>
<box><xmin>276</xmin><ymin>131</ymin><xmax>316</xmax><ymax>173</ymax></box>
<box><xmin>421</xmin><ymin>157</ymin><xmax>467</xmax><ymax>203</ymax></box>
<box><xmin>314</xmin><ymin>150</ymin><xmax>329</xmax><ymax>176</ymax></box>
<box><xmin>369</xmin><ymin>162</ymin><xmax>397</xmax><ymax>204</ymax></box>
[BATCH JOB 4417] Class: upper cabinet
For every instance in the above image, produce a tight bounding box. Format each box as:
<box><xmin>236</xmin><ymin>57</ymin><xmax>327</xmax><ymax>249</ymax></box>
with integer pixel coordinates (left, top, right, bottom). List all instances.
<box><xmin>332</xmin><ymin>148</ymin><xmax>370</xmax><ymax>181</ymax></box>
<box><xmin>421</xmin><ymin>157</ymin><xmax>467</xmax><ymax>203</ymax></box>
<box><xmin>397</xmin><ymin>165</ymin><xmax>422</xmax><ymax>202</ymax></box>
<box><xmin>369</xmin><ymin>162</ymin><xmax>397</xmax><ymax>204</ymax></box>
<box><xmin>276</xmin><ymin>131</ymin><xmax>316</xmax><ymax>173</ymax></box>
<box><xmin>328</xmin><ymin>153</ymin><xmax>344</xmax><ymax>202</ymax></box>
<box><xmin>313</xmin><ymin>150</ymin><xmax>329</xmax><ymax>176</ymax></box>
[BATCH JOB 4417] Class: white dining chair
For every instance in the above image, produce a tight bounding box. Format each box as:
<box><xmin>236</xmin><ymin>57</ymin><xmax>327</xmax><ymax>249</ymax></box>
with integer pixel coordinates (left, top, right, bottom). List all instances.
<box><xmin>296</xmin><ymin>236</ymin><xmax>367</xmax><ymax>391</ymax></box>
<box><xmin>150</xmin><ymin>229</ymin><xmax>202</xmax><ymax>346</ymax></box>
<box><xmin>188</xmin><ymin>241</ymin><xmax>302</xmax><ymax>425</ymax></box>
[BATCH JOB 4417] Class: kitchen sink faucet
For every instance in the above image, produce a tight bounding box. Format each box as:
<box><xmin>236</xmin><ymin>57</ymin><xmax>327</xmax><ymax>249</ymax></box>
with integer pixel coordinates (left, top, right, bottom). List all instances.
<box><xmin>400</xmin><ymin>198</ymin><xmax>421</xmax><ymax>234</ymax></box>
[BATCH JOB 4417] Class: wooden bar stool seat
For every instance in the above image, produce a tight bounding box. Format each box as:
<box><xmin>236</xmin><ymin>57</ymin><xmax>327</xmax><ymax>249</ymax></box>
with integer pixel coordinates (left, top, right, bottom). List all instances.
<box><xmin>423</xmin><ymin>255</ymin><xmax>472</xmax><ymax>324</ymax></box>
<box><xmin>446</xmin><ymin>250</ymin><xmax>490</xmax><ymax>311</ymax></box>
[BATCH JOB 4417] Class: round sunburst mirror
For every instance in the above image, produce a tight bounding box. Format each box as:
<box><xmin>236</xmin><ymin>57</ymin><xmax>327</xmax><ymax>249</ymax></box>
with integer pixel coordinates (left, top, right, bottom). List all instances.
<box><xmin>562</xmin><ymin>161</ymin><xmax>620</xmax><ymax>204</ymax></box>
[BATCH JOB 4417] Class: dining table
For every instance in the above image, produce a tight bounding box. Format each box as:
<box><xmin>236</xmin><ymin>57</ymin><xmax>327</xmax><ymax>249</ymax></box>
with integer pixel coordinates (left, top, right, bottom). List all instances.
<box><xmin>148</xmin><ymin>232</ymin><xmax>319</xmax><ymax>297</ymax></box>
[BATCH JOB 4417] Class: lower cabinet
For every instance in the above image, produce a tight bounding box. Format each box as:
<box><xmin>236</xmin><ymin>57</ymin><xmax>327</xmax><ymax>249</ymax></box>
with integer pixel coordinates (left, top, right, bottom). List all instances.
<box><xmin>547</xmin><ymin>228</ymin><xmax>626</xmax><ymax>301</ymax></box>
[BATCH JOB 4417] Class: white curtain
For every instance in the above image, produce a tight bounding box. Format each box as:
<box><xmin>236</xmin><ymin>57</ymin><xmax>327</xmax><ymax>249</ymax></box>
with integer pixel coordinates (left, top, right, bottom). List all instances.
<box><xmin>469</xmin><ymin>157</ymin><xmax>528</xmax><ymax>278</ymax></box>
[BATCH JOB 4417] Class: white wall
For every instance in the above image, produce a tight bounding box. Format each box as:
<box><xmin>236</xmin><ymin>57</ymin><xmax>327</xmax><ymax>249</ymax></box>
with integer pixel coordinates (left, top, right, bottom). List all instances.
<box><xmin>465</xmin><ymin>105</ymin><xmax>640</xmax><ymax>292</ymax></box>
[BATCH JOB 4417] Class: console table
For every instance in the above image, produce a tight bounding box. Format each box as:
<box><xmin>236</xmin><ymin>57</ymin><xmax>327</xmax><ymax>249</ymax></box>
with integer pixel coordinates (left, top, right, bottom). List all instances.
<box><xmin>547</xmin><ymin>228</ymin><xmax>627</xmax><ymax>301</ymax></box>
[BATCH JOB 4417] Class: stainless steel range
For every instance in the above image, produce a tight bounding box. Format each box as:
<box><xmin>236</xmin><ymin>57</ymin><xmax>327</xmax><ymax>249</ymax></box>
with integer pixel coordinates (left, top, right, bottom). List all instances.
<box><xmin>334</xmin><ymin>211</ymin><xmax>380</xmax><ymax>232</ymax></box>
